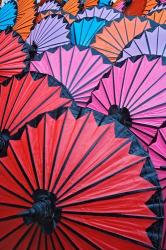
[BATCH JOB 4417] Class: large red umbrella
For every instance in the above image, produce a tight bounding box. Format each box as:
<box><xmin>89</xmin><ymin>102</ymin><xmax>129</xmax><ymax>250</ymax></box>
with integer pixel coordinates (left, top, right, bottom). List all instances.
<box><xmin>88</xmin><ymin>55</ymin><xmax>166</xmax><ymax>149</ymax></box>
<box><xmin>0</xmin><ymin>72</ymin><xmax>72</xmax><ymax>156</ymax></box>
<box><xmin>0</xmin><ymin>107</ymin><xmax>163</xmax><ymax>249</ymax></box>
<box><xmin>149</xmin><ymin>127</ymin><xmax>166</xmax><ymax>249</ymax></box>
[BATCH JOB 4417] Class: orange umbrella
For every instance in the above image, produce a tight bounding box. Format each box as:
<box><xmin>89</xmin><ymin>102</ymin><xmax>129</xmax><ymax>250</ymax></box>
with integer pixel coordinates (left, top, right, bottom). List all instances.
<box><xmin>147</xmin><ymin>9</ymin><xmax>166</xmax><ymax>24</ymax></box>
<box><xmin>91</xmin><ymin>16</ymin><xmax>154</xmax><ymax>62</ymax></box>
<box><xmin>125</xmin><ymin>0</ymin><xmax>158</xmax><ymax>16</ymax></box>
<box><xmin>13</xmin><ymin>0</ymin><xmax>37</xmax><ymax>40</ymax></box>
<box><xmin>63</xmin><ymin>0</ymin><xmax>80</xmax><ymax>16</ymax></box>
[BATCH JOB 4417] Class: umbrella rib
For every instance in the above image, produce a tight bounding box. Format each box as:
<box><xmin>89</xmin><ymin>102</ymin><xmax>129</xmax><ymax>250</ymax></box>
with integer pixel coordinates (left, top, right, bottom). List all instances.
<box><xmin>57</xmin><ymin>224</ymin><xmax>80</xmax><ymax>249</ymax></box>
<box><xmin>0</xmin><ymin>202</ymin><xmax>30</xmax><ymax>209</ymax></box>
<box><xmin>48</xmin><ymin>110</ymin><xmax>68</xmax><ymax>191</ymax></box>
<box><xmin>13</xmin><ymin>224</ymin><xmax>35</xmax><ymax>249</ymax></box>
<box><xmin>58</xmin><ymin>187</ymin><xmax>158</xmax><ymax>208</ymax></box>
<box><xmin>37</xmin><ymin>229</ymin><xmax>42</xmax><ymax>250</ymax></box>
<box><xmin>0</xmin><ymin>159</ymin><xmax>32</xmax><ymax>198</ymax></box>
<box><xmin>101</xmin><ymin>78</ymin><xmax>112</xmax><ymax>107</ymax></box>
<box><xmin>62</xmin><ymin>211</ymin><xmax>162</xmax><ymax>220</ymax></box>
<box><xmin>26</xmin><ymin>126</ymin><xmax>40</xmax><ymax>189</ymax></box>
<box><xmin>59</xmin><ymin>221</ymin><xmax>101</xmax><ymax>249</ymax></box>
<box><xmin>121</xmin><ymin>57</ymin><xmax>144</xmax><ymax>108</ymax></box>
<box><xmin>56</xmin><ymin>125</ymin><xmax>110</xmax><ymax>196</ymax></box>
<box><xmin>3</xmin><ymin>74</ymin><xmax>27</xmax><ymax>130</ymax></box>
<box><xmin>1</xmin><ymin>222</ymin><xmax>25</xmax><ymax>242</ymax></box>
<box><xmin>26</xmin><ymin>226</ymin><xmax>39</xmax><ymax>250</ymax></box>
<box><xmin>119</xmin><ymin>61</ymin><xmax>128</xmax><ymax>107</ymax></box>
<box><xmin>53</xmin><ymin>230</ymin><xmax>65</xmax><ymax>250</ymax></box>
<box><xmin>51</xmin><ymin>112</ymin><xmax>91</xmax><ymax>193</ymax></box>
<box><xmin>57</xmin><ymin>157</ymin><xmax>147</xmax><ymax>204</ymax></box>
<box><xmin>125</xmin><ymin>58</ymin><xmax>161</xmax><ymax>109</ymax></box>
<box><xmin>0</xmin><ymin>77</ymin><xmax>13</xmax><ymax>131</ymax></box>
<box><xmin>61</xmin><ymin>216</ymin><xmax>155</xmax><ymax>250</ymax></box>
<box><xmin>9</xmin><ymin>143</ymin><xmax>35</xmax><ymax>193</ymax></box>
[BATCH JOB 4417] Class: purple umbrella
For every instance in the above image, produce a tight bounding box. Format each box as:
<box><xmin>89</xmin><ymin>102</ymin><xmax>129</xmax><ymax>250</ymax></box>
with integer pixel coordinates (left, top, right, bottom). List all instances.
<box><xmin>38</xmin><ymin>0</ymin><xmax>60</xmax><ymax>13</ymax></box>
<box><xmin>26</xmin><ymin>15</ymin><xmax>70</xmax><ymax>54</ymax></box>
<box><xmin>118</xmin><ymin>25</ymin><xmax>166</xmax><ymax>63</ymax></box>
<box><xmin>76</xmin><ymin>6</ymin><xmax>122</xmax><ymax>22</ymax></box>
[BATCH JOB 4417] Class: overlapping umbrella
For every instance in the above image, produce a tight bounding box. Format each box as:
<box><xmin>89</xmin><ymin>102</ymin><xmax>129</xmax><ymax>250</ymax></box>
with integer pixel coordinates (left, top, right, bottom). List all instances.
<box><xmin>88</xmin><ymin>55</ymin><xmax>166</xmax><ymax>148</ymax></box>
<box><xmin>0</xmin><ymin>30</ymin><xmax>29</xmax><ymax>83</ymax></box>
<box><xmin>0</xmin><ymin>107</ymin><xmax>163</xmax><ymax>249</ymax></box>
<box><xmin>30</xmin><ymin>45</ymin><xmax>111</xmax><ymax>106</ymax></box>
<box><xmin>0</xmin><ymin>72</ymin><xmax>72</xmax><ymax>156</ymax></box>
<box><xmin>0</xmin><ymin>0</ymin><xmax>17</xmax><ymax>31</ymax></box>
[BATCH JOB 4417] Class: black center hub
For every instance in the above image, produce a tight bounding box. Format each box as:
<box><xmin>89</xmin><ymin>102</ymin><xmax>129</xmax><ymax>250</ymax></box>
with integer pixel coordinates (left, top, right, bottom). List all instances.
<box><xmin>22</xmin><ymin>189</ymin><xmax>61</xmax><ymax>234</ymax></box>
<box><xmin>0</xmin><ymin>130</ymin><xmax>10</xmax><ymax>157</ymax></box>
<box><xmin>109</xmin><ymin>105</ymin><xmax>132</xmax><ymax>127</ymax></box>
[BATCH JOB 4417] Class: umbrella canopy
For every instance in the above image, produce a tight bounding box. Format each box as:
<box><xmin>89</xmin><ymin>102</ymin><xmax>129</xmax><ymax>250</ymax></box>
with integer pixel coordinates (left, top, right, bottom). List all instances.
<box><xmin>26</xmin><ymin>15</ymin><xmax>70</xmax><ymax>54</ymax></box>
<box><xmin>125</xmin><ymin>0</ymin><xmax>157</xmax><ymax>16</ymax></box>
<box><xmin>91</xmin><ymin>16</ymin><xmax>154</xmax><ymax>62</ymax></box>
<box><xmin>0</xmin><ymin>30</ymin><xmax>29</xmax><ymax>84</ymax></box>
<box><xmin>70</xmin><ymin>17</ymin><xmax>106</xmax><ymax>47</ymax></box>
<box><xmin>147</xmin><ymin>8</ymin><xmax>166</xmax><ymax>24</ymax></box>
<box><xmin>0</xmin><ymin>72</ymin><xmax>72</xmax><ymax>156</ymax></box>
<box><xmin>118</xmin><ymin>25</ymin><xmax>166</xmax><ymax>63</ymax></box>
<box><xmin>88</xmin><ymin>55</ymin><xmax>166</xmax><ymax>149</ymax></box>
<box><xmin>30</xmin><ymin>45</ymin><xmax>111</xmax><ymax>106</ymax></box>
<box><xmin>76</xmin><ymin>6</ymin><xmax>121</xmax><ymax>22</ymax></box>
<box><xmin>0</xmin><ymin>0</ymin><xmax>17</xmax><ymax>31</ymax></box>
<box><xmin>149</xmin><ymin>127</ymin><xmax>166</xmax><ymax>250</ymax></box>
<box><xmin>13</xmin><ymin>0</ymin><xmax>37</xmax><ymax>40</ymax></box>
<box><xmin>0</xmin><ymin>107</ymin><xmax>163</xmax><ymax>249</ymax></box>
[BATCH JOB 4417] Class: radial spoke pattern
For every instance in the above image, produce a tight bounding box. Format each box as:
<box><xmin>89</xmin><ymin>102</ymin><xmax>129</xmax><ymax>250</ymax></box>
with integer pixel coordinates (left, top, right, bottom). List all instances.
<box><xmin>0</xmin><ymin>108</ymin><xmax>163</xmax><ymax>249</ymax></box>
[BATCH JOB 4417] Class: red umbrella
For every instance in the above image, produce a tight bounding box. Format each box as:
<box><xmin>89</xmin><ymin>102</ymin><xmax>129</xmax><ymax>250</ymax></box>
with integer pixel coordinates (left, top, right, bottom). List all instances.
<box><xmin>0</xmin><ymin>72</ymin><xmax>72</xmax><ymax>156</ymax></box>
<box><xmin>88</xmin><ymin>55</ymin><xmax>166</xmax><ymax>149</ymax></box>
<box><xmin>149</xmin><ymin>127</ymin><xmax>166</xmax><ymax>250</ymax></box>
<box><xmin>0</xmin><ymin>107</ymin><xmax>163</xmax><ymax>249</ymax></box>
<box><xmin>0</xmin><ymin>30</ymin><xmax>29</xmax><ymax>84</ymax></box>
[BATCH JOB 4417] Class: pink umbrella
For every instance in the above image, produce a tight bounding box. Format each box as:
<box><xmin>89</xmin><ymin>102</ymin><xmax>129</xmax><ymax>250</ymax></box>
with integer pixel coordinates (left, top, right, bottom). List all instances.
<box><xmin>88</xmin><ymin>55</ymin><xmax>166</xmax><ymax>149</ymax></box>
<box><xmin>30</xmin><ymin>45</ymin><xmax>111</xmax><ymax>106</ymax></box>
<box><xmin>149</xmin><ymin>127</ymin><xmax>166</xmax><ymax>250</ymax></box>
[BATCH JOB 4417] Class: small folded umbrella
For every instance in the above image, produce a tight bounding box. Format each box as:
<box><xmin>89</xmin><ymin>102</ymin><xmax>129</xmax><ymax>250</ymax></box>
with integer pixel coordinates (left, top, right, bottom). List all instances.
<box><xmin>26</xmin><ymin>15</ymin><xmax>70</xmax><ymax>54</ymax></box>
<box><xmin>91</xmin><ymin>16</ymin><xmax>154</xmax><ymax>62</ymax></box>
<box><xmin>0</xmin><ymin>0</ymin><xmax>17</xmax><ymax>31</ymax></box>
<box><xmin>149</xmin><ymin>127</ymin><xmax>166</xmax><ymax>250</ymax></box>
<box><xmin>147</xmin><ymin>8</ymin><xmax>166</xmax><ymax>24</ymax></box>
<box><xmin>0</xmin><ymin>107</ymin><xmax>163</xmax><ymax>249</ymax></box>
<box><xmin>36</xmin><ymin>0</ymin><xmax>61</xmax><ymax>22</ymax></box>
<box><xmin>30</xmin><ymin>45</ymin><xmax>111</xmax><ymax>106</ymax></box>
<box><xmin>76</xmin><ymin>6</ymin><xmax>122</xmax><ymax>22</ymax></box>
<box><xmin>118</xmin><ymin>25</ymin><xmax>166</xmax><ymax>63</ymax></box>
<box><xmin>88</xmin><ymin>55</ymin><xmax>166</xmax><ymax>149</ymax></box>
<box><xmin>0</xmin><ymin>30</ymin><xmax>29</xmax><ymax>83</ymax></box>
<box><xmin>62</xmin><ymin>0</ymin><xmax>80</xmax><ymax>16</ymax></box>
<box><xmin>13</xmin><ymin>0</ymin><xmax>37</xmax><ymax>40</ymax></box>
<box><xmin>70</xmin><ymin>17</ymin><xmax>106</xmax><ymax>47</ymax></box>
<box><xmin>125</xmin><ymin>0</ymin><xmax>157</xmax><ymax>16</ymax></box>
<box><xmin>0</xmin><ymin>72</ymin><xmax>72</xmax><ymax>157</ymax></box>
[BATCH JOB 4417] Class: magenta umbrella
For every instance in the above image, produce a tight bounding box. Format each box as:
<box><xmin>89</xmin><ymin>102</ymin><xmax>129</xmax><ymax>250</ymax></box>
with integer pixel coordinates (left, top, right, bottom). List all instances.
<box><xmin>88</xmin><ymin>55</ymin><xmax>166</xmax><ymax>149</ymax></box>
<box><xmin>149</xmin><ymin>127</ymin><xmax>166</xmax><ymax>250</ymax></box>
<box><xmin>30</xmin><ymin>45</ymin><xmax>111</xmax><ymax>106</ymax></box>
